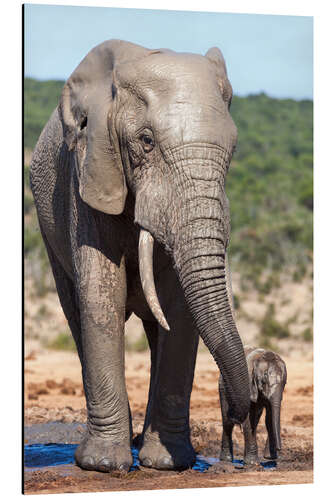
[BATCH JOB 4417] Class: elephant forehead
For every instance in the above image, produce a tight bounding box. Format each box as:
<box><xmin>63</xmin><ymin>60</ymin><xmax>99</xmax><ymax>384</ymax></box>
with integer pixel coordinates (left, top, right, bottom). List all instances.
<box><xmin>257</xmin><ymin>360</ymin><xmax>269</xmax><ymax>373</ymax></box>
<box><xmin>117</xmin><ymin>52</ymin><xmax>223</xmax><ymax>100</ymax></box>
<box><xmin>140</xmin><ymin>52</ymin><xmax>217</xmax><ymax>81</ymax></box>
<box><xmin>116</xmin><ymin>52</ymin><xmax>236</xmax><ymax>150</ymax></box>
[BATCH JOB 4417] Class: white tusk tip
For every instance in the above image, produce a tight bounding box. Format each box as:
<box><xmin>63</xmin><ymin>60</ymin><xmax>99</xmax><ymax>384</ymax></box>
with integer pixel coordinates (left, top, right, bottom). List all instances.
<box><xmin>162</xmin><ymin>321</ymin><xmax>171</xmax><ymax>332</ymax></box>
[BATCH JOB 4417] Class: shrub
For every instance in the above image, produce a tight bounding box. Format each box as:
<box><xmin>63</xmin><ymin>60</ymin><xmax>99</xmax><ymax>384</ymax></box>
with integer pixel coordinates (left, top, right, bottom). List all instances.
<box><xmin>125</xmin><ymin>333</ymin><xmax>149</xmax><ymax>352</ymax></box>
<box><xmin>257</xmin><ymin>335</ymin><xmax>278</xmax><ymax>352</ymax></box>
<box><xmin>260</xmin><ymin>304</ymin><xmax>291</xmax><ymax>340</ymax></box>
<box><xmin>302</xmin><ymin>327</ymin><xmax>313</xmax><ymax>342</ymax></box>
<box><xmin>48</xmin><ymin>332</ymin><xmax>76</xmax><ymax>351</ymax></box>
<box><xmin>37</xmin><ymin>304</ymin><xmax>49</xmax><ymax>318</ymax></box>
<box><xmin>233</xmin><ymin>294</ymin><xmax>240</xmax><ymax>310</ymax></box>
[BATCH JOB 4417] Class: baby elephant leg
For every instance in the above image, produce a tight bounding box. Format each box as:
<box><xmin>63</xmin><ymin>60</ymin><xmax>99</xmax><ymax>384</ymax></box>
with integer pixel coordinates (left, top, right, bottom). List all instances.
<box><xmin>219</xmin><ymin>379</ymin><xmax>234</xmax><ymax>461</ymax></box>
<box><xmin>264</xmin><ymin>437</ymin><xmax>273</xmax><ymax>459</ymax></box>
<box><xmin>243</xmin><ymin>403</ymin><xmax>263</xmax><ymax>464</ymax></box>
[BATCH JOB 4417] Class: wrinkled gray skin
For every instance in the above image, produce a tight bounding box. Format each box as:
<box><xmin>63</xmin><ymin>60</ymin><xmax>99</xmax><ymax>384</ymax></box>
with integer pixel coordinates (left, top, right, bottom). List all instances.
<box><xmin>30</xmin><ymin>40</ymin><xmax>250</xmax><ymax>473</ymax></box>
<box><xmin>219</xmin><ymin>346</ymin><xmax>287</xmax><ymax>464</ymax></box>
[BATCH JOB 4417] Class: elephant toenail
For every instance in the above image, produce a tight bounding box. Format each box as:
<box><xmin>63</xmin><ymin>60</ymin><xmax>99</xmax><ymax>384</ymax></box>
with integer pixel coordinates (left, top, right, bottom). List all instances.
<box><xmin>141</xmin><ymin>457</ymin><xmax>153</xmax><ymax>467</ymax></box>
<box><xmin>98</xmin><ymin>458</ymin><xmax>112</xmax><ymax>472</ymax></box>
<box><xmin>118</xmin><ymin>463</ymin><xmax>130</xmax><ymax>472</ymax></box>
<box><xmin>161</xmin><ymin>457</ymin><xmax>173</xmax><ymax>468</ymax></box>
<box><xmin>80</xmin><ymin>456</ymin><xmax>95</xmax><ymax>470</ymax></box>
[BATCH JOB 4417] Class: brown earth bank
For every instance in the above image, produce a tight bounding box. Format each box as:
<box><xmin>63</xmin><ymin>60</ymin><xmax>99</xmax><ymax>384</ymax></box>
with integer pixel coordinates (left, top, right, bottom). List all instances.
<box><xmin>24</xmin><ymin>349</ymin><xmax>313</xmax><ymax>494</ymax></box>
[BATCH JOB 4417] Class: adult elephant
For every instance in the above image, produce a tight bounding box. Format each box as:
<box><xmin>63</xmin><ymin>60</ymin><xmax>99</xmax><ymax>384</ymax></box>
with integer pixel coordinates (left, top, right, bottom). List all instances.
<box><xmin>30</xmin><ymin>40</ymin><xmax>250</xmax><ymax>472</ymax></box>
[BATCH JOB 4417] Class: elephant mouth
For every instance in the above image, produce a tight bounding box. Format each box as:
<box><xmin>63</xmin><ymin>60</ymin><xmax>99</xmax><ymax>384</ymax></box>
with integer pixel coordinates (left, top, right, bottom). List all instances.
<box><xmin>138</xmin><ymin>228</ymin><xmax>170</xmax><ymax>331</ymax></box>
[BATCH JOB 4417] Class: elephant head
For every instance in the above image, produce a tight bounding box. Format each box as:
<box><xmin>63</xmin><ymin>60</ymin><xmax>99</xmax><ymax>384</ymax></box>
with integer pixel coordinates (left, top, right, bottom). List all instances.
<box><xmin>247</xmin><ymin>348</ymin><xmax>287</xmax><ymax>457</ymax></box>
<box><xmin>59</xmin><ymin>40</ymin><xmax>250</xmax><ymax>424</ymax></box>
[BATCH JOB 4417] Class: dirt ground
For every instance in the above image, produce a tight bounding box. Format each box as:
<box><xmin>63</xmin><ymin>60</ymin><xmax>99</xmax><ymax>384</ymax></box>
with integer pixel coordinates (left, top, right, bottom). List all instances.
<box><xmin>23</xmin><ymin>343</ymin><xmax>313</xmax><ymax>495</ymax></box>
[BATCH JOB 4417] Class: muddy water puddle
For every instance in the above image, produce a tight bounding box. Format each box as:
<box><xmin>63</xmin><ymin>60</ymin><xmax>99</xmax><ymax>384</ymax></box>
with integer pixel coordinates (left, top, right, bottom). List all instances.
<box><xmin>24</xmin><ymin>422</ymin><xmax>276</xmax><ymax>472</ymax></box>
<box><xmin>24</xmin><ymin>443</ymin><xmax>218</xmax><ymax>471</ymax></box>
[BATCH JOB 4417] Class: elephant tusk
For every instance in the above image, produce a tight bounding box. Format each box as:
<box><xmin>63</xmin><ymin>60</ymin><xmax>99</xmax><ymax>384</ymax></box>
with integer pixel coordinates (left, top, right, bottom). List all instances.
<box><xmin>138</xmin><ymin>229</ymin><xmax>170</xmax><ymax>331</ymax></box>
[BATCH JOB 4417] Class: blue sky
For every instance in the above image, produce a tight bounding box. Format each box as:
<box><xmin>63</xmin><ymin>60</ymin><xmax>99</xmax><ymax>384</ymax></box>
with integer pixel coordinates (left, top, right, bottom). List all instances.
<box><xmin>24</xmin><ymin>4</ymin><xmax>313</xmax><ymax>99</ymax></box>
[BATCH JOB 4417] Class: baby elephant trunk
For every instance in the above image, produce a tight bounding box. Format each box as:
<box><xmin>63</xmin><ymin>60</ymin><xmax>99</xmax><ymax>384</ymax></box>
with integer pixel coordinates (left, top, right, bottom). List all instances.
<box><xmin>265</xmin><ymin>396</ymin><xmax>282</xmax><ymax>459</ymax></box>
<box><xmin>271</xmin><ymin>400</ymin><xmax>282</xmax><ymax>451</ymax></box>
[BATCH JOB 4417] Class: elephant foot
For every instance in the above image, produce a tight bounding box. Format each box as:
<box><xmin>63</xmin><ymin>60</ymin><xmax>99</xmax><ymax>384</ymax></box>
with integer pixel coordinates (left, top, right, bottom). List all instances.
<box><xmin>75</xmin><ymin>433</ymin><xmax>133</xmax><ymax>473</ymax></box>
<box><xmin>264</xmin><ymin>444</ymin><xmax>278</xmax><ymax>460</ymax></box>
<box><xmin>219</xmin><ymin>449</ymin><xmax>233</xmax><ymax>462</ymax></box>
<box><xmin>263</xmin><ymin>452</ymin><xmax>278</xmax><ymax>460</ymax></box>
<box><xmin>139</xmin><ymin>430</ymin><xmax>196</xmax><ymax>470</ymax></box>
<box><xmin>243</xmin><ymin>453</ymin><xmax>260</xmax><ymax>465</ymax></box>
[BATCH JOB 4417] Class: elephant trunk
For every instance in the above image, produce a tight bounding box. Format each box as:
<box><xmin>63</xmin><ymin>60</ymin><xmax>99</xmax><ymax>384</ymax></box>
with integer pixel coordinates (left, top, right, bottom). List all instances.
<box><xmin>139</xmin><ymin>224</ymin><xmax>250</xmax><ymax>423</ymax></box>
<box><xmin>173</xmin><ymin>222</ymin><xmax>250</xmax><ymax>423</ymax></box>
<box><xmin>271</xmin><ymin>397</ymin><xmax>282</xmax><ymax>452</ymax></box>
<box><xmin>138</xmin><ymin>154</ymin><xmax>250</xmax><ymax>424</ymax></box>
<box><xmin>264</xmin><ymin>394</ymin><xmax>282</xmax><ymax>459</ymax></box>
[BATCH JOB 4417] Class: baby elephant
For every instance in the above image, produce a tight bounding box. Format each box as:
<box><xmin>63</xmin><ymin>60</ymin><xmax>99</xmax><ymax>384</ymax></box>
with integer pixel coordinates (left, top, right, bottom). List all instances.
<box><xmin>219</xmin><ymin>346</ymin><xmax>287</xmax><ymax>464</ymax></box>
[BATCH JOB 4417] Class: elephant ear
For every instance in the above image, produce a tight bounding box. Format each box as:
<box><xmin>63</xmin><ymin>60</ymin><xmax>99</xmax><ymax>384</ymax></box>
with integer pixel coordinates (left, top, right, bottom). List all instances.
<box><xmin>278</xmin><ymin>357</ymin><xmax>288</xmax><ymax>388</ymax></box>
<box><xmin>246</xmin><ymin>351</ymin><xmax>259</xmax><ymax>403</ymax></box>
<box><xmin>250</xmin><ymin>369</ymin><xmax>259</xmax><ymax>403</ymax></box>
<box><xmin>59</xmin><ymin>40</ymin><xmax>150</xmax><ymax>214</ymax></box>
<box><xmin>205</xmin><ymin>47</ymin><xmax>227</xmax><ymax>73</ymax></box>
<box><xmin>205</xmin><ymin>46</ymin><xmax>233</xmax><ymax>107</ymax></box>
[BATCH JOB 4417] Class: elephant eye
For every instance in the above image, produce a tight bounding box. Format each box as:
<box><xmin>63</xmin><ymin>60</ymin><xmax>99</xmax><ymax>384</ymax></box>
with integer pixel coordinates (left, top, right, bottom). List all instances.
<box><xmin>80</xmin><ymin>116</ymin><xmax>87</xmax><ymax>130</ymax></box>
<box><xmin>140</xmin><ymin>133</ymin><xmax>155</xmax><ymax>153</ymax></box>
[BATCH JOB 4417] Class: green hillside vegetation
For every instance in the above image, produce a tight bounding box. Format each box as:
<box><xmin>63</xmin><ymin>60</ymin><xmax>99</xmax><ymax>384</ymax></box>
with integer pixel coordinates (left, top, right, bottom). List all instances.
<box><xmin>228</xmin><ymin>93</ymin><xmax>313</xmax><ymax>288</ymax></box>
<box><xmin>24</xmin><ymin>78</ymin><xmax>313</xmax><ymax>296</ymax></box>
<box><xmin>24</xmin><ymin>78</ymin><xmax>65</xmax><ymax>150</ymax></box>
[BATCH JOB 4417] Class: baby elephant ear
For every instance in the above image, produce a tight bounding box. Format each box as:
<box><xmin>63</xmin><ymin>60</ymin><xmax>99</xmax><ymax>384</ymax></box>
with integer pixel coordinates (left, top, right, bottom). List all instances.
<box><xmin>250</xmin><ymin>374</ymin><xmax>259</xmax><ymax>403</ymax></box>
<box><xmin>246</xmin><ymin>354</ymin><xmax>259</xmax><ymax>403</ymax></box>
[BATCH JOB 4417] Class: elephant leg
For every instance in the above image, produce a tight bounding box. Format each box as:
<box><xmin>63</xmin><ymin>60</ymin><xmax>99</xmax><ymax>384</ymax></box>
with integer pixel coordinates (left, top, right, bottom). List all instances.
<box><xmin>242</xmin><ymin>403</ymin><xmax>263</xmax><ymax>465</ymax></box>
<box><xmin>73</xmin><ymin>245</ymin><xmax>133</xmax><ymax>472</ymax></box>
<box><xmin>219</xmin><ymin>383</ymin><xmax>235</xmax><ymax>461</ymax></box>
<box><xmin>139</xmin><ymin>274</ymin><xmax>199</xmax><ymax>470</ymax></box>
<box><xmin>140</xmin><ymin>320</ymin><xmax>159</xmax><ymax>441</ymax></box>
<box><xmin>264</xmin><ymin>437</ymin><xmax>272</xmax><ymax>460</ymax></box>
<box><xmin>41</xmin><ymin>233</ymin><xmax>83</xmax><ymax>360</ymax></box>
<box><xmin>131</xmin><ymin>319</ymin><xmax>159</xmax><ymax>450</ymax></box>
